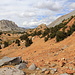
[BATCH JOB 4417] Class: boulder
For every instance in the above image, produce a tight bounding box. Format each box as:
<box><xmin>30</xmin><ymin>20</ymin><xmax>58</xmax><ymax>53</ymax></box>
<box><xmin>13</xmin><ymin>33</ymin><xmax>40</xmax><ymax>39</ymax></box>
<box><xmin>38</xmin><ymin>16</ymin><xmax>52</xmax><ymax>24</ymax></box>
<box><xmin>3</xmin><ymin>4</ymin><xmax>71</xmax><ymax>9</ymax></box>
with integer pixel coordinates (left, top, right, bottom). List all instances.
<box><xmin>28</xmin><ymin>63</ymin><xmax>37</xmax><ymax>70</ymax></box>
<box><xmin>61</xmin><ymin>45</ymin><xmax>68</xmax><ymax>50</ymax></box>
<box><xmin>49</xmin><ymin>68</ymin><xmax>57</xmax><ymax>72</ymax></box>
<box><xmin>0</xmin><ymin>56</ymin><xmax>22</xmax><ymax>67</ymax></box>
<box><xmin>0</xmin><ymin>67</ymin><xmax>26</xmax><ymax>75</ymax></box>
<box><xmin>41</xmin><ymin>68</ymin><xmax>47</xmax><ymax>73</ymax></box>
<box><xmin>36</xmin><ymin>67</ymin><xmax>40</xmax><ymax>70</ymax></box>
<box><xmin>45</xmin><ymin>70</ymin><xmax>50</xmax><ymax>74</ymax></box>
<box><xmin>15</xmin><ymin>63</ymin><xmax>27</xmax><ymax>70</ymax></box>
<box><xmin>60</xmin><ymin>73</ymin><xmax>70</xmax><ymax>75</ymax></box>
<box><xmin>50</xmin><ymin>63</ymin><xmax>57</xmax><ymax>67</ymax></box>
<box><xmin>50</xmin><ymin>70</ymin><xmax>56</xmax><ymax>74</ymax></box>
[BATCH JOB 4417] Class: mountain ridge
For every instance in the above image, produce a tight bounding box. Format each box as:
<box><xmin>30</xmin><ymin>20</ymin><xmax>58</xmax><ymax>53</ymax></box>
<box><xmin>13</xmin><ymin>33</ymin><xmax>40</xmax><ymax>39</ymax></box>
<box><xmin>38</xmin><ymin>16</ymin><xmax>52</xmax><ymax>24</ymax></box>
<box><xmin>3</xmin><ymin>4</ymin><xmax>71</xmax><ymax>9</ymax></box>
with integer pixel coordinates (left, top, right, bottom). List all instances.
<box><xmin>48</xmin><ymin>10</ymin><xmax>75</xmax><ymax>28</ymax></box>
<box><xmin>0</xmin><ymin>20</ymin><xmax>25</xmax><ymax>32</ymax></box>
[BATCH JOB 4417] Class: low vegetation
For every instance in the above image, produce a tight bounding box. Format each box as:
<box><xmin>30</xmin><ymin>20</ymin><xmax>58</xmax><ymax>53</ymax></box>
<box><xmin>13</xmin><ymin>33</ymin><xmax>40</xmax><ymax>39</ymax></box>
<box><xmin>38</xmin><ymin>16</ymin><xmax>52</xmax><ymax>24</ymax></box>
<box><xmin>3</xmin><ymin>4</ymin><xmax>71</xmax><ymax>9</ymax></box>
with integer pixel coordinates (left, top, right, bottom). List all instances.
<box><xmin>20</xmin><ymin>34</ymin><xmax>33</xmax><ymax>47</ymax></box>
<box><xmin>4</xmin><ymin>41</ymin><xmax>9</xmax><ymax>48</ymax></box>
<box><xmin>0</xmin><ymin>16</ymin><xmax>75</xmax><ymax>49</ymax></box>
<box><xmin>15</xmin><ymin>39</ymin><xmax>20</xmax><ymax>46</ymax></box>
<box><xmin>0</xmin><ymin>32</ymin><xmax>3</xmax><ymax>35</ymax></box>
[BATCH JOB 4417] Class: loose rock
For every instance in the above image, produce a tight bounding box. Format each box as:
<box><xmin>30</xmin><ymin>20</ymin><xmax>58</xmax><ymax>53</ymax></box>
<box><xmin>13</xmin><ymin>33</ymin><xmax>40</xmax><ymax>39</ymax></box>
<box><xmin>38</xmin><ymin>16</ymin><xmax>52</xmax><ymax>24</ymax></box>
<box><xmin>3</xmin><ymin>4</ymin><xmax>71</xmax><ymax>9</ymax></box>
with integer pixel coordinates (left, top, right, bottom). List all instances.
<box><xmin>28</xmin><ymin>63</ymin><xmax>37</xmax><ymax>70</ymax></box>
<box><xmin>50</xmin><ymin>70</ymin><xmax>56</xmax><ymax>74</ymax></box>
<box><xmin>50</xmin><ymin>63</ymin><xmax>57</xmax><ymax>67</ymax></box>
<box><xmin>45</xmin><ymin>70</ymin><xmax>50</xmax><ymax>74</ymax></box>
<box><xmin>41</xmin><ymin>68</ymin><xmax>47</xmax><ymax>73</ymax></box>
<box><xmin>49</xmin><ymin>68</ymin><xmax>57</xmax><ymax>72</ymax></box>
<box><xmin>15</xmin><ymin>63</ymin><xmax>27</xmax><ymax>70</ymax></box>
<box><xmin>60</xmin><ymin>73</ymin><xmax>69</xmax><ymax>75</ymax></box>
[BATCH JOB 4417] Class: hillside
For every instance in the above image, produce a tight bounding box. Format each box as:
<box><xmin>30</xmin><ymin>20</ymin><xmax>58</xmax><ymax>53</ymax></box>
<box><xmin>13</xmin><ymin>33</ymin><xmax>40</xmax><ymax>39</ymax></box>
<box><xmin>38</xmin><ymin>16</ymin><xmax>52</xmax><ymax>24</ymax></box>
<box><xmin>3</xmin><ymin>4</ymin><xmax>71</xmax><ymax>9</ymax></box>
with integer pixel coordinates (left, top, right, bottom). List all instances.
<box><xmin>0</xmin><ymin>32</ymin><xmax>75</xmax><ymax>75</ymax></box>
<box><xmin>48</xmin><ymin>10</ymin><xmax>75</xmax><ymax>28</ymax></box>
<box><xmin>0</xmin><ymin>20</ymin><xmax>25</xmax><ymax>32</ymax></box>
<box><xmin>0</xmin><ymin>12</ymin><xmax>75</xmax><ymax>75</ymax></box>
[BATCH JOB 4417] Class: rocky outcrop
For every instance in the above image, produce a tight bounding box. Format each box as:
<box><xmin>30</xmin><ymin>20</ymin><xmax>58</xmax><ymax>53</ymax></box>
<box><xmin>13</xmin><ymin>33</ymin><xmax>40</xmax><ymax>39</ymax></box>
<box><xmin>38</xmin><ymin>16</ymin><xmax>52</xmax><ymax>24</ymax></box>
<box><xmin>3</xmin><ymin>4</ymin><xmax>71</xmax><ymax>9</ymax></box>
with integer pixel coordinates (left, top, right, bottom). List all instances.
<box><xmin>0</xmin><ymin>20</ymin><xmax>25</xmax><ymax>32</ymax></box>
<box><xmin>48</xmin><ymin>10</ymin><xmax>75</xmax><ymax>28</ymax></box>
<box><xmin>36</xmin><ymin>24</ymin><xmax>47</xmax><ymax>29</ymax></box>
<box><xmin>0</xmin><ymin>67</ymin><xmax>26</xmax><ymax>75</ymax></box>
<box><xmin>0</xmin><ymin>56</ymin><xmax>22</xmax><ymax>67</ymax></box>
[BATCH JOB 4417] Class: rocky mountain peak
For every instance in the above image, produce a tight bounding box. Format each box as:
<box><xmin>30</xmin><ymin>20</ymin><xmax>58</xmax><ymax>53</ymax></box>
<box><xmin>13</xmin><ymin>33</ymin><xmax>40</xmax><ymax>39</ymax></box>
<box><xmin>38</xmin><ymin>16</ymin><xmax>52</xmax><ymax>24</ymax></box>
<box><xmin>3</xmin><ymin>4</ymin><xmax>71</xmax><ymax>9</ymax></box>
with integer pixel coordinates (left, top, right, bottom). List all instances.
<box><xmin>0</xmin><ymin>20</ymin><xmax>25</xmax><ymax>32</ymax></box>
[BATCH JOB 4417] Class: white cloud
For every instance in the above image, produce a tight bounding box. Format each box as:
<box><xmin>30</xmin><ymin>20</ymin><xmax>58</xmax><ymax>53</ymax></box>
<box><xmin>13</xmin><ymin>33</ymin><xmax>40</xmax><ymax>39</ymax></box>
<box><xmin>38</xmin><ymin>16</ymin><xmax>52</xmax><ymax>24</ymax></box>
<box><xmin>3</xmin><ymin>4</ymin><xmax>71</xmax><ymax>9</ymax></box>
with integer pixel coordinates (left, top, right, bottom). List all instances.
<box><xmin>35</xmin><ymin>1</ymin><xmax>62</xmax><ymax>11</ymax></box>
<box><xmin>0</xmin><ymin>0</ymin><xmax>74</xmax><ymax>28</ymax></box>
<box><xmin>69</xmin><ymin>2</ymin><xmax>75</xmax><ymax>10</ymax></box>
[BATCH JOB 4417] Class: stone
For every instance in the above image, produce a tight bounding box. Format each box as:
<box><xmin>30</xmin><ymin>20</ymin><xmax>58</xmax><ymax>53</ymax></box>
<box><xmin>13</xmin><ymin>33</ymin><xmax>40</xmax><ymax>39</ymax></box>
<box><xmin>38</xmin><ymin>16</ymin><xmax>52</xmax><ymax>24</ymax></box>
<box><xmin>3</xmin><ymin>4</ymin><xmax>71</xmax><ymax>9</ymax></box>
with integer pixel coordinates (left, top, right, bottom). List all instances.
<box><xmin>50</xmin><ymin>63</ymin><xmax>57</xmax><ymax>67</ymax></box>
<box><xmin>59</xmin><ymin>61</ymin><xmax>66</xmax><ymax>67</ymax></box>
<box><xmin>0</xmin><ymin>67</ymin><xmax>26</xmax><ymax>75</ymax></box>
<box><xmin>41</xmin><ymin>68</ymin><xmax>47</xmax><ymax>73</ymax></box>
<box><xmin>73</xmin><ymin>68</ymin><xmax>75</xmax><ymax>70</ymax></box>
<box><xmin>15</xmin><ymin>63</ymin><xmax>27</xmax><ymax>70</ymax></box>
<box><xmin>36</xmin><ymin>68</ymin><xmax>40</xmax><ymax>70</ymax></box>
<box><xmin>0</xmin><ymin>56</ymin><xmax>22</xmax><ymax>67</ymax></box>
<box><xmin>61</xmin><ymin>45</ymin><xmax>68</xmax><ymax>50</ymax></box>
<box><xmin>66</xmin><ymin>69</ymin><xmax>75</xmax><ymax>74</ymax></box>
<box><xmin>49</xmin><ymin>68</ymin><xmax>57</xmax><ymax>72</ymax></box>
<box><xmin>50</xmin><ymin>70</ymin><xmax>56</xmax><ymax>74</ymax></box>
<box><xmin>69</xmin><ymin>67</ymin><xmax>73</xmax><ymax>70</ymax></box>
<box><xmin>60</xmin><ymin>73</ymin><xmax>69</xmax><ymax>75</ymax></box>
<box><xmin>45</xmin><ymin>70</ymin><xmax>50</xmax><ymax>74</ymax></box>
<box><xmin>54</xmin><ymin>53</ymin><xmax>59</xmax><ymax>56</ymax></box>
<box><xmin>65</xmin><ymin>66</ymin><xmax>69</xmax><ymax>69</ymax></box>
<box><xmin>73</xmin><ymin>73</ymin><xmax>75</xmax><ymax>75</ymax></box>
<box><xmin>28</xmin><ymin>63</ymin><xmax>37</xmax><ymax>70</ymax></box>
<box><xmin>30</xmin><ymin>73</ymin><xmax>36</xmax><ymax>75</ymax></box>
<box><xmin>1</xmin><ymin>44</ymin><xmax>4</xmax><ymax>49</ymax></box>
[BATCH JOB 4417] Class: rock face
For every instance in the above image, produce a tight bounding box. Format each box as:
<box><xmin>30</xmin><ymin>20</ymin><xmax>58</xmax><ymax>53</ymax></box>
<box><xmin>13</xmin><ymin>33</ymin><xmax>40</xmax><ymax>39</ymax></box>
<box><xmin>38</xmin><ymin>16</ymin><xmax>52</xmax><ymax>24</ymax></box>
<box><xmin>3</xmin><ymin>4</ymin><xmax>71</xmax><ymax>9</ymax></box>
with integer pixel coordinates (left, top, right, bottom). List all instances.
<box><xmin>0</xmin><ymin>56</ymin><xmax>22</xmax><ymax>67</ymax></box>
<box><xmin>0</xmin><ymin>67</ymin><xmax>26</xmax><ymax>75</ymax></box>
<box><xmin>37</xmin><ymin>24</ymin><xmax>47</xmax><ymax>29</ymax></box>
<box><xmin>0</xmin><ymin>20</ymin><xmax>25</xmax><ymax>31</ymax></box>
<box><xmin>48</xmin><ymin>10</ymin><xmax>75</xmax><ymax>28</ymax></box>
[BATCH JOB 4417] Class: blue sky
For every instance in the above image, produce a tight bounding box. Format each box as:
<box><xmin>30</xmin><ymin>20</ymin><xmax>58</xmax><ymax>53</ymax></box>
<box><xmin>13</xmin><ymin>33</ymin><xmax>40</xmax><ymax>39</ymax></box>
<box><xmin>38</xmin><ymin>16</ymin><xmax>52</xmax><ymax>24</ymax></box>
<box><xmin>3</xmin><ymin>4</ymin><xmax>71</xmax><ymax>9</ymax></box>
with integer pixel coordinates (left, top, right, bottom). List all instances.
<box><xmin>0</xmin><ymin>0</ymin><xmax>75</xmax><ymax>28</ymax></box>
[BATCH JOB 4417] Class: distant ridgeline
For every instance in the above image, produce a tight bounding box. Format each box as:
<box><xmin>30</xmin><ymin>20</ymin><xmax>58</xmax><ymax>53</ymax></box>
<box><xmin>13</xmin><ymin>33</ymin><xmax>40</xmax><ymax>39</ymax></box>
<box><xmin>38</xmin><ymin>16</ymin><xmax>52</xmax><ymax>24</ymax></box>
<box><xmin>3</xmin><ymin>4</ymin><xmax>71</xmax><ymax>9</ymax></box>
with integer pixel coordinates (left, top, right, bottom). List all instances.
<box><xmin>0</xmin><ymin>16</ymin><xmax>75</xmax><ymax>49</ymax></box>
<box><xmin>0</xmin><ymin>20</ymin><xmax>25</xmax><ymax>32</ymax></box>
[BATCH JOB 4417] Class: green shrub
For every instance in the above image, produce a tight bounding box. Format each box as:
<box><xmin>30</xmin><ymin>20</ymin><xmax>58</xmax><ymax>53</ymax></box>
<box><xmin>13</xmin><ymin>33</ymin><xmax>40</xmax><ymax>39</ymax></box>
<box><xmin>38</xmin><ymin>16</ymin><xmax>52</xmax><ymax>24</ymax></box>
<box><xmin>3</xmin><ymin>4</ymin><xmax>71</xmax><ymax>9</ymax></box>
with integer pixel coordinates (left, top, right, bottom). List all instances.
<box><xmin>20</xmin><ymin>34</ymin><xmax>28</xmax><ymax>40</ymax></box>
<box><xmin>36</xmin><ymin>30</ymin><xmax>42</xmax><ymax>35</ymax></box>
<box><xmin>44</xmin><ymin>37</ymin><xmax>48</xmax><ymax>42</ymax></box>
<box><xmin>8</xmin><ymin>34</ymin><xmax>11</xmax><ymax>36</ymax></box>
<box><xmin>56</xmin><ymin>31</ymin><xmax>67</xmax><ymax>42</ymax></box>
<box><xmin>50</xmin><ymin>33</ymin><xmax>56</xmax><ymax>38</ymax></box>
<box><xmin>15</xmin><ymin>39</ymin><xmax>20</xmax><ymax>46</ymax></box>
<box><xmin>0</xmin><ymin>32</ymin><xmax>2</xmax><ymax>35</ymax></box>
<box><xmin>4</xmin><ymin>41</ymin><xmax>9</xmax><ymax>48</ymax></box>
<box><xmin>0</xmin><ymin>45</ymin><xmax>2</xmax><ymax>49</ymax></box>
<box><xmin>25</xmin><ymin>38</ymin><xmax>33</xmax><ymax>47</ymax></box>
<box><xmin>31</xmin><ymin>31</ymin><xmax>37</xmax><ymax>36</ymax></box>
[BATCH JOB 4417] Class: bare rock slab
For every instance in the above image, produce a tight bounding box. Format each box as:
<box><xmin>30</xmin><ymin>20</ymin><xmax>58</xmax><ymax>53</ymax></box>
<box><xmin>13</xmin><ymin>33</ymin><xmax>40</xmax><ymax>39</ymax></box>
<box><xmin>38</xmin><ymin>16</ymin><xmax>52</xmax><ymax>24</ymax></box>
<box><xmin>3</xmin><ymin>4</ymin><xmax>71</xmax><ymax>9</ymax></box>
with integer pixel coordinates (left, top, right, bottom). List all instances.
<box><xmin>0</xmin><ymin>56</ymin><xmax>22</xmax><ymax>67</ymax></box>
<box><xmin>0</xmin><ymin>67</ymin><xmax>26</xmax><ymax>75</ymax></box>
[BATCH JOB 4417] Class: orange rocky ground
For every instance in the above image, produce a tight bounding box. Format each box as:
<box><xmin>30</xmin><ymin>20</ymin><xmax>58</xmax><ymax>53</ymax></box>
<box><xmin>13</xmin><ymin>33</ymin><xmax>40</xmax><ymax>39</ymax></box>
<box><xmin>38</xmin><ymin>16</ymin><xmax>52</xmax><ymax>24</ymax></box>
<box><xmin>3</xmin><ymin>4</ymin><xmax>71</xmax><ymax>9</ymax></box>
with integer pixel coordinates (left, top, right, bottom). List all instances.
<box><xmin>0</xmin><ymin>32</ymin><xmax>75</xmax><ymax>74</ymax></box>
